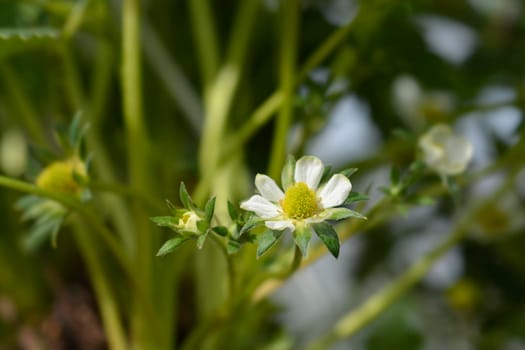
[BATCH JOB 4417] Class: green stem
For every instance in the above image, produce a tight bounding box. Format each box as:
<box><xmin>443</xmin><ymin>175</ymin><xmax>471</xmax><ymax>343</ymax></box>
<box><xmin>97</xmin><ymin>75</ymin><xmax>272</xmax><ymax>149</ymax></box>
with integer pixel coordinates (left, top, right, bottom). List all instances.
<box><xmin>73</xmin><ymin>220</ymin><xmax>128</xmax><ymax>350</ymax></box>
<box><xmin>188</xmin><ymin>0</ymin><xmax>220</xmax><ymax>86</ymax></box>
<box><xmin>122</xmin><ymin>0</ymin><xmax>148</xmax><ymax>190</ymax></box>
<box><xmin>122</xmin><ymin>0</ymin><xmax>156</xmax><ymax>348</ymax></box>
<box><xmin>90</xmin><ymin>181</ymin><xmax>164</xmax><ymax>212</ymax></box>
<box><xmin>210</xmin><ymin>234</ymin><xmax>236</xmax><ymax>298</ymax></box>
<box><xmin>268</xmin><ymin>0</ymin><xmax>300</xmax><ymax>178</ymax></box>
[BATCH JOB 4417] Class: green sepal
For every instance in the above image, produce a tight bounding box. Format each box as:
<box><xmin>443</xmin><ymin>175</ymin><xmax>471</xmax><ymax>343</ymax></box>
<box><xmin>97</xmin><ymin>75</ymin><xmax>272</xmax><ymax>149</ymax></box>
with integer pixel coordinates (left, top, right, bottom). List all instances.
<box><xmin>72</xmin><ymin>168</ymin><xmax>89</xmax><ymax>187</ymax></box>
<box><xmin>293</xmin><ymin>223</ymin><xmax>312</xmax><ymax>257</ymax></box>
<box><xmin>204</xmin><ymin>196</ymin><xmax>216</xmax><ymax>223</ymax></box>
<box><xmin>179</xmin><ymin>182</ymin><xmax>195</xmax><ymax>210</ymax></box>
<box><xmin>322</xmin><ymin>207</ymin><xmax>367</xmax><ymax>221</ymax></box>
<box><xmin>227</xmin><ymin>200</ymin><xmax>239</xmax><ymax>221</ymax></box>
<box><xmin>196</xmin><ymin>232</ymin><xmax>208</xmax><ymax>250</ymax></box>
<box><xmin>196</xmin><ymin>219</ymin><xmax>209</xmax><ymax>233</ymax></box>
<box><xmin>227</xmin><ymin>240</ymin><xmax>241</xmax><ymax>254</ymax></box>
<box><xmin>256</xmin><ymin>229</ymin><xmax>283</xmax><ymax>258</ymax></box>
<box><xmin>281</xmin><ymin>155</ymin><xmax>296</xmax><ymax>190</ymax></box>
<box><xmin>150</xmin><ymin>216</ymin><xmax>178</xmax><ymax>229</ymax></box>
<box><xmin>340</xmin><ymin>168</ymin><xmax>358</xmax><ymax>179</ymax></box>
<box><xmin>50</xmin><ymin>216</ymin><xmax>65</xmax><ymax>248</ymax></box>
<box><xmin>320</xmin><ymin>166</ymin><xmax>332</xmax><ymax>183</ymax></box>
<box><xmin>165</xmin><ymin>199</ymin><xmax>177</xmax><ymax>212</ymax></box>
<box><xmin>68</xmin><ymin>111</ymin><xmax>89</xmax><ymax>153</ymax></box>
<box><xmin>157</xmin><ymin>236</ymin><xmax>188</xmax><ymax>256</ymax></box>
<box><xmin>239</xmin><ymin>215</ymin><xmax>265</xmax><ymax>236</ymax></box>
<box><xmin>312</xmin><ymin>222</ymin><xmax>340</xmax><ymax>258</ymax></box>
<box><xmin>24</xmin><ymin>214</ymin><xmax>64</xmax><ymax>251</ymax></box>
<box><xmin>212</xmin><ymin>226</ymin><xmax>229</xmax><ymax>237</ymax></box>
<box><xmin>343</xmin><ymin>192</ymin><xmax>369</xmax><ymax>205</ymax></box>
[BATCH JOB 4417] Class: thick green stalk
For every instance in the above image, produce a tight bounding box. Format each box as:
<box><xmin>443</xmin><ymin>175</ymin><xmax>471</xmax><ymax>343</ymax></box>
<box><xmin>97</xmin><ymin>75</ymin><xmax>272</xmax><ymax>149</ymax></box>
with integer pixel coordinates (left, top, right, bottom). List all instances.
<box><xmin>73</xmin><ymin>220</ymin><xmax>128</xmax><ymax>350</ymax></box>
<box><xmin>188</xmin><ymin>0</ymin><xmax>220</xmax><ymax>86</ymax></box>
<box><xmin>122</xmin><ymin>0</ymin><xmax>155</xmax><ymax>348</ymax></box>
<box><xmin>268</xmin><ymin>0</ymin><xmax>300</xmax><ymax>178</ymax></box>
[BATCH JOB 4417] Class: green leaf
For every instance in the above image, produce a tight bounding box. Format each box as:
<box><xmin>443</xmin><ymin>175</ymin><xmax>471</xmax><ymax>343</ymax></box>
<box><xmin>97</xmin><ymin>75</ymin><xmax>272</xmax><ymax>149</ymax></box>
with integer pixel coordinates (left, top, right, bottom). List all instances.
<box><xmin>157</xmin><ymin>236</ymin><xmax>188</xmax><ymax>256</ymax></box>
<box><xmin>150</xmin><ymin>216</ymin><xmax>177</xmax><ymax>228</ymax></box>
<box><xmin>256</xmin><ymin>229</ymin><xmax>283</xmax><ymax>258</ymax></box>
<box><xmin>312</xmin><ymin>222</ymin><xmax>340</xmax><ymax>258</ymax></box>
<box><xmin>227</xmin><ymin>200</ymin><xmax>239</xmax><ymax>221</ymax></box>
<box><xmin>293</xmin><ymin>223</ymin><xmax>312</xmax><ymax>257</ymax></box>
<box><xmin>0</xmin><ymin>28</ymin><xmax>61</xmax><ymax>40</ymax></box>
<box><xmin>212</xmin><ymin>226</ymin><xmax>229</xmax><ymax>237</ymax></box>
<box><xmin>196</xmin><ymin>232</ymin><xmax>208</xmax><ymax>250</ymax></box>
<box><xmin>204</xmin><ymin>197</ymin><xmax>216</xmax><ymax>223</ymax></box>
<box><xmin>50</xmin><ymin>217</ymin><xmax>65</xmax><ymax>248</ymax></box>
<box><xmin>179</xmin><ymin>182</ymin><xmax>195</xmax><ymax>209</ymax></box>
<box><xmin>340</xmin><ymin>168</ymin><xmax>358</xmax><ymax>179</ymax></box>
<box><xmin>343</xmin><ymin>192</ymin><xmax>369</xmax><ymax>205</ymax></box>
<box><xmin>322</xmin><ymin>207</ymin><xmax>367</xmax><ymax>221</ymax></box>
<box><xmin>165</xmin><ymin>199</ymin><xmax>176</xmax><ymax>212</ymax></box>
<box><xmin>281</xmin><ymin>155</ymin><xmax>296</xmax><ymax>190</ymax></box>
<box><xmin>16</xmin><ymin>195</ymin><xmax>41</xmax><ymax>210</ymax></box>
<box><xmin>227</xmin><ymin>240</ymin><xmax>241</xmax><ymax>254</ymax></box>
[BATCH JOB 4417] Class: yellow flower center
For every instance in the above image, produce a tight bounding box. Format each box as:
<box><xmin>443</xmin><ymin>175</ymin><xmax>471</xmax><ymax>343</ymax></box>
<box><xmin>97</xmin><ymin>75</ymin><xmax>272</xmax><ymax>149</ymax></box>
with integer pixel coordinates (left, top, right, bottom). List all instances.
<box><xmin>280</xmin><ymin>182</ymin><xmax>319</xmax><ymax>220</ymax></box>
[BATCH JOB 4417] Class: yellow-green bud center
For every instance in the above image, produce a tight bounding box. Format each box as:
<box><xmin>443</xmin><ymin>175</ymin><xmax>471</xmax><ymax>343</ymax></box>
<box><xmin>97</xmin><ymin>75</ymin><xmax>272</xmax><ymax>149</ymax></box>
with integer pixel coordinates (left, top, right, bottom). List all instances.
<box><xmin>280</xmin><ymin>182</ymin><xmax>319</xmax><ymax>219</ymax></box>
<box><xmin>178</xmin><ymin>211</ymin><xmax>200</xmax><ymax>233</ymax></box>
<box><xmin>36</xmin><ymin>159</ymin><xmax>87</xmax><ymax>196</ymax></box>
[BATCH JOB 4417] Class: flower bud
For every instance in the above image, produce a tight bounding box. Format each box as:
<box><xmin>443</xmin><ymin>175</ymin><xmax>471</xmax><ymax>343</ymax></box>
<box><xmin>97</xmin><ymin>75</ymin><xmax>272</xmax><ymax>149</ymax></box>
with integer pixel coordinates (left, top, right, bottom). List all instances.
<box><xmin>36</xmin><ymin>158</ymin><xmax>88</xmax><ymax>196</ymax></box>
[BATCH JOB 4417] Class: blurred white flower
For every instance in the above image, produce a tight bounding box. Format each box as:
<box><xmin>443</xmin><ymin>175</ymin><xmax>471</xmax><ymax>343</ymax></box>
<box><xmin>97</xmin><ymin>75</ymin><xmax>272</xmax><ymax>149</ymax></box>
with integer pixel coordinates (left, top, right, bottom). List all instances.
<box><xmin>419</xmin><ymin>124</ymin><xmax>473</xmax><ymax>175</ymax></box>
<box><xmin>1</xmin><ymin>128</ymin><xmax>27</xmax><ymax>177</ymax></box>
<box><xmin>392</xmin><ymin>75</ymin><xmax>454</xmax><ymax>130</ymax></box>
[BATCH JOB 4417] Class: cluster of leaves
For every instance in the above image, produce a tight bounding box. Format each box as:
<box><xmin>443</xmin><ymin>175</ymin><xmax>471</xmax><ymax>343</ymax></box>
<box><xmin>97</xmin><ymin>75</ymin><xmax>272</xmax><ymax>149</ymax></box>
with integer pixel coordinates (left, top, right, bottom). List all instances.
<box><xmin>16</xmin><ymin>113</ymin><xmax>90</xmax><ymax>249</ymax></box>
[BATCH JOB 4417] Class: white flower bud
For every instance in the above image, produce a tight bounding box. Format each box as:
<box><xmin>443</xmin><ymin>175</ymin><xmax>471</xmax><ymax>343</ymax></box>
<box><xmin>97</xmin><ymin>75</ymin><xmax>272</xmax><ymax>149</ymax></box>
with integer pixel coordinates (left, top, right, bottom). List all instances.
<box><xmin>419</xmin><ymin>124</ymin><xmax>473</xmax><ymax>175</ymax></box>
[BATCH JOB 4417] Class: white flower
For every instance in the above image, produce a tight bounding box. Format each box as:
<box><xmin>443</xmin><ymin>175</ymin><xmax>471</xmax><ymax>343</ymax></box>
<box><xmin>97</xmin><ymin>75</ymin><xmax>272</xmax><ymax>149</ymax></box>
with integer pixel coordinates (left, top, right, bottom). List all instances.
<box><xmin>240</xmin><ymin>156</ymin><xmax>352</xmax><ymax>232</ymax></box>
<box><xmin>419</xmin><ymin>124</ymin><xmax>473</xmax><ymax>175</ymax></box>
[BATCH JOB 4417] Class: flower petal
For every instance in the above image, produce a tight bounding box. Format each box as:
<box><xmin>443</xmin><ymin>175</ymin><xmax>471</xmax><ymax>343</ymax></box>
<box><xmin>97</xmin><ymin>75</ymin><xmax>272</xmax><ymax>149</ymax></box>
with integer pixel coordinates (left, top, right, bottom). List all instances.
<box><xmin>317</xmin><ymin>174</ymin><xmax>352</xmax><ymax>208</ymax></box>
<box><xmin>255</xmin><ymin>174</ymin><xmax>284</xmax><ymax>202</ymax></box>
<box><xmin>265</xmin><ymin>220</ymin><xmax>295</xmax><ymax>232</ymax></box>
<box><xmin>241</xmin><ymin>195</ymin><xmax>282</xmax><ymax>219</ymax></box>
<box><xmin>294</xmin><ymin>155</ymin><xmax>324</xmax><ymax>190</ymax></box>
